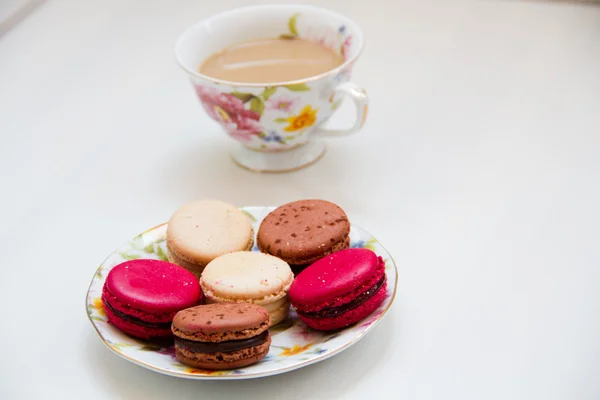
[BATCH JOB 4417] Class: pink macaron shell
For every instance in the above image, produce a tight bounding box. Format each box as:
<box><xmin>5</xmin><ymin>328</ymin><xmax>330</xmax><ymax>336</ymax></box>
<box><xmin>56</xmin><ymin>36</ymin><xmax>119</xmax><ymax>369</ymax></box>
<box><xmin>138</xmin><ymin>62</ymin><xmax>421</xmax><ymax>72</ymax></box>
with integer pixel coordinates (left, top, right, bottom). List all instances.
<box><xmin>289</xmin><ymin>248</ymin><xmax>380</xmax><ymax>306</ymax></box>
<box><xmin>297</xmin><ymin>279</ymin><xmax>387</xmax><ymax>331</ymax></box>
<box><xmin>102</xmin><ymin>285</ymin><xmax>175</xmax><ymax>323</ymax></box>
<box><xmin>292</xmin><ymin>258</ymin><xmax>385</xmax><ymax>313</ymax></box>
<box><xmin>103</xmin><ymin>301</ymin><xmax>173</xmax><ymax>340</ymax></box>
<box><xmin>105</xmin><ymin>259</ymin><xmax>202</xmax><ymax>313</ymax></box>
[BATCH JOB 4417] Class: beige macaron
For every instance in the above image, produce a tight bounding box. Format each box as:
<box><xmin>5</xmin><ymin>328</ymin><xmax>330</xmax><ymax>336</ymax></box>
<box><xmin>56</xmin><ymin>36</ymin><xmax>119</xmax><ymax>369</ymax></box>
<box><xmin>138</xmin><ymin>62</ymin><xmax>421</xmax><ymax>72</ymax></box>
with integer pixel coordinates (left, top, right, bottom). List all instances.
<box><xmin>200</xmin><ymin>251</ymin><xmax>294</xmax><ymax>326</ymax></box>
<box><xmin>166</xmin><ymin>200</ymin><xmax>254</xmax><ymax>277</ymax></box>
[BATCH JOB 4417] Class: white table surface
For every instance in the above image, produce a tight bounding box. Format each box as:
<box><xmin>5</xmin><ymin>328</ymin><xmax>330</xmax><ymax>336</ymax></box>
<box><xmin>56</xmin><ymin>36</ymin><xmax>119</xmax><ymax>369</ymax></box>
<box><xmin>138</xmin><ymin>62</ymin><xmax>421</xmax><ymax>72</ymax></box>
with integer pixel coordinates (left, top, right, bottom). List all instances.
<box><xmin>1</xmin><ymin>0</ymin><xmax>600</xmax><ymax>399</ymax></box>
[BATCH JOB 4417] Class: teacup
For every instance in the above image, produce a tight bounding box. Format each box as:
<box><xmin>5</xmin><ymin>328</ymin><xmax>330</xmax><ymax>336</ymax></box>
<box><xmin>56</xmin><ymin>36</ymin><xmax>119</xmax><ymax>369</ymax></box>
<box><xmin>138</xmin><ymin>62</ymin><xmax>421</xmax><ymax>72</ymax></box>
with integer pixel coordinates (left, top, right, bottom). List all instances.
<box><xmin>175</xmin><ymin>5</ymin><xmax>368</xmax><ymax>172</ymax></box>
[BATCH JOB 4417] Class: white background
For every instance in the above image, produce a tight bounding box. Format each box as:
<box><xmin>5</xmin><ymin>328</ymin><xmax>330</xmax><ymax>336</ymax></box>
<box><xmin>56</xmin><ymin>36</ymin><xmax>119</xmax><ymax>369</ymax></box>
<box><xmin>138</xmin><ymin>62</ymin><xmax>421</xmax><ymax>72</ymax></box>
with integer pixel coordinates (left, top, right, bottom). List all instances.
<box><xmin>1</xmin><ymin>0</ymin><xmax>599</xmax><ymax>399</ymax></box>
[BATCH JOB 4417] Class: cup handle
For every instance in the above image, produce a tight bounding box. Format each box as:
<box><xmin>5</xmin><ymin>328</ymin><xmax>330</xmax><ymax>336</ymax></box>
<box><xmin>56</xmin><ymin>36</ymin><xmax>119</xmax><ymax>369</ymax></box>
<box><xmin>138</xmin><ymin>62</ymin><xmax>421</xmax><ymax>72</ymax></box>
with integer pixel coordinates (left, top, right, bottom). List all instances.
<box><xmin>314</xmin><ymin>82</ymin><xmax>369</xmax><ymax>137</ymax></box>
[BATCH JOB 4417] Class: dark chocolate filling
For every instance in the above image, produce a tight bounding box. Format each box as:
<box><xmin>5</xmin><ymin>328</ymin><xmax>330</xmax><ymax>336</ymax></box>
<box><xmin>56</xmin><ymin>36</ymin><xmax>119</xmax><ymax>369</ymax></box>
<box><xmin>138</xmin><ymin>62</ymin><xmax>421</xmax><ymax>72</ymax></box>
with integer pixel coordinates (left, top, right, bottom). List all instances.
<box><xmin>174</xmin><ymin>331</ymin><xmax>269</xmax><ymax>354</ymax></box>
<box><xmin>104</xmin><ymin>300</ymin><xmax>172</xmax><ymax>329</ymax></box>
<box><xmin>297</xmin><ymin>275</ymin><xmax>386</xmax><ymax>319</ymax></box>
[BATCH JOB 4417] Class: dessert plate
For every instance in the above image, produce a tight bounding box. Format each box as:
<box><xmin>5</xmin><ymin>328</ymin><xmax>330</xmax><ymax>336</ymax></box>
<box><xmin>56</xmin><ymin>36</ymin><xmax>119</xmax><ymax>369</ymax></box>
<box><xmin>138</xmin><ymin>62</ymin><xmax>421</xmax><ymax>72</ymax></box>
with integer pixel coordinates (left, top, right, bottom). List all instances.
<box><xmin>86</xmin><ymin>206</ymin><xmax>398</xmax><ymax>380</ymax></box>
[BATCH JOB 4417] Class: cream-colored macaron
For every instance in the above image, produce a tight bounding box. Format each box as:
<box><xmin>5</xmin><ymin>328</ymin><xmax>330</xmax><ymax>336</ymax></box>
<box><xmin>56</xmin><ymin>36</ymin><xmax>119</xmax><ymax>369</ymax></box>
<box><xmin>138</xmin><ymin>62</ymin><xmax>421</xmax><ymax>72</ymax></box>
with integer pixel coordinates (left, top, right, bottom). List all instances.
<box><xmin>166</xmin><ymin>200</ymin><xmax>254</xmax><ymax>277</ymax></box>
<box><xmin>200</xmin><ymin>251</ymin><xmax>294</xmax><ymax>326</ymax></box>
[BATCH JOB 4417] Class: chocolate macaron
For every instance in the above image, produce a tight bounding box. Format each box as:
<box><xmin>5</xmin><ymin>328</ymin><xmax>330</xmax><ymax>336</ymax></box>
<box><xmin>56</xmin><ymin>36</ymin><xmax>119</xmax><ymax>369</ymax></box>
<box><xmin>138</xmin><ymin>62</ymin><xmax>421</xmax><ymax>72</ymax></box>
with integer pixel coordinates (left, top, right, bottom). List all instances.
<box><xmin>257</xmin><ymin>200</ymin><xmax>350</xmax><ymax>273</ymax></box>
<box><xmin>172</xmin><ymin>303</ymin><xmax>271</xmax><ymax>370</ymax></box>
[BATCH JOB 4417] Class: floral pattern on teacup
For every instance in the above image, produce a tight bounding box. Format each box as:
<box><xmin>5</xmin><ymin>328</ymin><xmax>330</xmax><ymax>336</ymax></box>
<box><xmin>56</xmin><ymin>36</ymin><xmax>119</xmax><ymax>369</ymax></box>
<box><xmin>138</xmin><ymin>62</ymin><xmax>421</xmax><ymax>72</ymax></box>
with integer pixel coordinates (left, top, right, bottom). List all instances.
<box><xmin>194</xmin><ymin>83</ymin><xmax>326</xmax><ymax>148</ymax></box>
<box><xmin>189</xmin><ymin>12</ymin><xmax>359</xmax><ymax>151</ymax></box>
<box><xmin>258</xmin><ymin>130</ymin><xmax>288</xmax><ymax>144</ymax></box>
<box><xmin>195</xmin><ymin>86</ymin><xmax>263</xmax><ymax>142</ymax></box>
<box><xmin>265</xmin><ymin>94</ymin><xmax>300</xmax><ymax>112</ymax></box>
<box><xmin>286</xmin><ymin>13</ymin><xmax>353</xmax><ymax>61</ymax></box>
<box><xmin>282</xmin><ymin>105</ymin><xmax>318</xmax><ymax>132</ymax></box>
<box><xmin>195</xmin><ymin>83</ymin><xmax>326</xmax><ymax>145</ymax></box>
<box><xmin>341</xmin><ymin>36</ymin><xmax>352</xmax><ymax>60</ymax></box>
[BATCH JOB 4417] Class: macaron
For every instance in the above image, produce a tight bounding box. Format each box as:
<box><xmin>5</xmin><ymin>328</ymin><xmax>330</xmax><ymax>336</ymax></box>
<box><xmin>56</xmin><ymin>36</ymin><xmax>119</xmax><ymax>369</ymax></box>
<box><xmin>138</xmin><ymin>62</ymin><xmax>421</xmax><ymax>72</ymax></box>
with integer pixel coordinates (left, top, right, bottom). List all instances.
<box><xmin>101</xmin><ymin>259</ymin><xmax>202</xmax><ymax>340</ymax></box>
<box><xmin>200</xmin><ymin>251</ymin><xmax>294</xmax><ymax>326</ymax></box>
<box><xmin>172</xmin><ymin>303</ymin><xmax>271</xmax><ymax>370</ymax></box>
<box><xmin>257</xmin><ymin>199</ymin><xmax>351</xmax><ymax>274</ymax></box>
<box><xmin>166</xmin><ymin>200</ymin><xmax>254</xmax><ymax>277</ymax></box>
<box><xmin>289</xmin><ymin>248</ymin><xmax>387</xmax><ymax>331</ymax></box>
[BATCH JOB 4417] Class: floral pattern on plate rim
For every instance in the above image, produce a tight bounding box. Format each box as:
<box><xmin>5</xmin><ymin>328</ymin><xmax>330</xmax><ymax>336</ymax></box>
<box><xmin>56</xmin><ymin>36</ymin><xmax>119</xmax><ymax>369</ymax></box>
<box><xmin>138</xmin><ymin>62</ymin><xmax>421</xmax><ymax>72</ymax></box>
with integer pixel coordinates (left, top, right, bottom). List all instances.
<box><xmin>86</xmin><ymin>206</ymin><xmax>398</xmax><ymax>380</ymax></box>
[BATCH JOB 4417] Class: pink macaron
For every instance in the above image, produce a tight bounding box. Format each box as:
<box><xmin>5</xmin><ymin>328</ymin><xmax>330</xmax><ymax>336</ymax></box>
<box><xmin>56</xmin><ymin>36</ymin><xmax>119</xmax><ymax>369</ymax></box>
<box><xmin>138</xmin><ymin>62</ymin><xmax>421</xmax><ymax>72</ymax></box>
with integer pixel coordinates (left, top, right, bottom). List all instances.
<box><xmin>289</xmin><ymin>248</ymin><xmax>387</xmax><ymax>331</ymax></box>
<box><xmin>102</xmin><ymin>259</ymin><xmax>202</xmax><ymax>340</ymax></box>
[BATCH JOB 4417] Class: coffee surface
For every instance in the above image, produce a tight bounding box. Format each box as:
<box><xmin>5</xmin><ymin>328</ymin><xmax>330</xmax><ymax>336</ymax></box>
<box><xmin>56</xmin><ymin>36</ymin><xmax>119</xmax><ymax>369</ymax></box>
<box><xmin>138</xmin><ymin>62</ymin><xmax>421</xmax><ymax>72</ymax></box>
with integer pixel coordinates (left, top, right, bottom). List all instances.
<box><xmin>199</xmin><ymin>37</ymin><xmax>344</xmax><ymax>84</ymax></box>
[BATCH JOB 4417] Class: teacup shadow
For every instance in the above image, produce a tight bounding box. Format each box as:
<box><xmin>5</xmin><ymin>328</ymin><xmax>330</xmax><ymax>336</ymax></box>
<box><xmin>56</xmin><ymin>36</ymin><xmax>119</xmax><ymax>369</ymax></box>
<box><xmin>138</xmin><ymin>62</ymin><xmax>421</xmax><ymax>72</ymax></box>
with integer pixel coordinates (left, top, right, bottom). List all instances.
<box><xmin>155</xmin><ymin>132</ymin><xmax>357</xmax><ymax>208</ymax></box>
<box><xmin>83</xmin><ymin>312</ymin><xmax>397</xmax><ymax>399</ymax></box>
